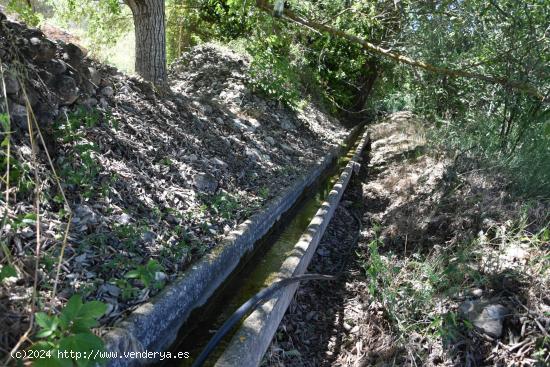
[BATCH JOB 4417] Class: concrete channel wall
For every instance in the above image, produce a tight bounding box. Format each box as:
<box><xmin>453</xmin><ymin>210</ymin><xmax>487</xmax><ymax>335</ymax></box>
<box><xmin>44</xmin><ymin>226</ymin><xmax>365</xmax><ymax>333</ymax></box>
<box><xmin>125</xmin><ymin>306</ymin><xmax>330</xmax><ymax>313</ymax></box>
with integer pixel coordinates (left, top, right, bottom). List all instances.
<box><xmin>103</xmin><ymin>127</ymin><xmax>363</xmax><ymax>367</ymax></box>
<box><xmin>215</xmin><ymin>129</ymin><xmax>370</xmax><ymax>367</ymax></box>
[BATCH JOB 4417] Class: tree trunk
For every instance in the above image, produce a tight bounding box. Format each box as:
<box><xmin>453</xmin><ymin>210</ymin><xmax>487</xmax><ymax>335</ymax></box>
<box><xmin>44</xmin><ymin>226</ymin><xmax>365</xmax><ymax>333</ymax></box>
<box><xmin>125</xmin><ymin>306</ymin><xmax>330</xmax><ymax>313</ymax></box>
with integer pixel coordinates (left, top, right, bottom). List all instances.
<box><xmin>344</xmin><ymin>58</ymin><xmax>378</xmax><ymax>123</ymax></box>
<box><xmin>351</xmin><ymin>58</ymin><xmax>378</xmax><ymax>112</ymax></box>
<box><xmin>125</xmin><ymin>0</ymin><xmax>167</xmax><ymax>86</ymax></box>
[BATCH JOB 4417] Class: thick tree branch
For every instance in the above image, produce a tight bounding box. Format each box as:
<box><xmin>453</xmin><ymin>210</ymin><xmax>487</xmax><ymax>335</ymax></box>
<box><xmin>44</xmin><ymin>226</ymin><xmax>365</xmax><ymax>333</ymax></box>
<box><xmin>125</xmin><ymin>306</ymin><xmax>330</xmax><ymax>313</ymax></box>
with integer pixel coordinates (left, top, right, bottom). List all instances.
<box><xmin>255</xmin><ymin>0</ymin><xmax>546</xmax><ymax>101</ymax></box>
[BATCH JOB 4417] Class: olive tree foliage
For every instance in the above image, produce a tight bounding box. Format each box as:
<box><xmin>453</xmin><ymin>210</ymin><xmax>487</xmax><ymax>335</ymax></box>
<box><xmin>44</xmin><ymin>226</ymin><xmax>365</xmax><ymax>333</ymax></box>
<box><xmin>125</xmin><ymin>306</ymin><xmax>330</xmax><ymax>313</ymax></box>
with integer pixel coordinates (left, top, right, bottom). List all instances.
<box><xmin>395</xmin><ymin>0</ymin><xmax>548</xmax><ymax>116</ymax></box>
<box><xmin>177</xmin><ymin>0</ymin><xmax>401</xmax><ymax>114</ymax></box>
<box><xmin>3</xmin><ymin>0</ymin><xmax>43</xmax><ymax>26</ymax></box>
<box><xmin>386</xmin><ymin>0</ymin><xmax>549</xmax><ymax>195</ymax></box>
<box><xmin>175</xmin><ymin>1</ymin><xmax>546</xmax><ymax>113</ymax></box>
<box><xmin>48</xmin><ymin>0</ymin><xmax>132</xmax><ymax>53</ymax></box>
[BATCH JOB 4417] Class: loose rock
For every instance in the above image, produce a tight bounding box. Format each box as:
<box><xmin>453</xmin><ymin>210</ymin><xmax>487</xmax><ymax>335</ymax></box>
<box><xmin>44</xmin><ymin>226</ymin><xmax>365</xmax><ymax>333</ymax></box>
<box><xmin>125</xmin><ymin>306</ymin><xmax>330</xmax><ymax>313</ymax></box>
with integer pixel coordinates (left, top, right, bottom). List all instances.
<box><xmin>55</xmin><ymin>75</ymin><xmax>79</xmax><ymax>105</ymax></box>
<box><xmin>193</xmin><ymin>172</ymin><xmax>218</xmax><ymax>194</ymax></box>
<box><xmin>459</xmin><ymin>300</ymin><xmax>508</xmax><ymax>338</ymax></box>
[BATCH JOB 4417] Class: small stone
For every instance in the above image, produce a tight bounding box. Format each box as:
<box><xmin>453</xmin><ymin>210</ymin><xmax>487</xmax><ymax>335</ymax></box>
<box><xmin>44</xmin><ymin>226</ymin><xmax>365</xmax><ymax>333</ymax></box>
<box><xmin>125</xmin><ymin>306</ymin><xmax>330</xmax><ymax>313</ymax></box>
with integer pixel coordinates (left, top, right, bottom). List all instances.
<box><xmin>73</xmin><ymin>204</ymin><xmax>98</xmax><ymax>225</ymax></box>
<box><xmin>99</xmin><ymin>78</ymin><xmax>111</xmax><ymax>88</ymax></box>
<box><xmin>471</xmin><ymin>288</ymin><xmax>483</xmax><ymax>297</ymax></box>
<box><xmin>232</xmin><ymin>118</ymin><xmax>254</xmax><ymax>132</ymax></box>
<box><xmin>459</xmin><ymin>300</ymin><xmax>507</xmax><ymax>338</ymax></box>
<box><xmin>20</xmin><ymin>228</ymin><xmax>34</xmax><ymax>238</ymax></box>
<box><xmin>35</xmin><ymin>102</ymin><xmax>59</xmax><ymax>124</ymax></box>
<box><xmin>142</xmin><ymin>231</ymin><xmax>156</xmax><ymax>244</ymax></box>
<box><xmin>28</xmin><ymin>37</ymin><xmax>57</xmax><ymax>62</ymax></box>
<box><xmin>55</xmin><ymin>76</ymin><xmax>79</xmax><ymax>105</ymax></box>
<box><xmin>245</xmin><ymin>147</ymin><xmax>262</xmax><ymax>162</ymax></box>
<box><xmin>101</xmin><ymin>86</ymin><xmax>114</xmax><ymax>98</ymax></box>
<box><xmin>9</xmin><ymin>103</ymin><xmax>27</xmax><ymax>127</ymax></box>
<box><xmin>14</xmin><ymin>84</ymin><xmax>39</xmax><ymax>107</ymax></box>
<box><xmin>215</xmin><ymin>117</ymin><xmax>224</xmax><ymax>124</ymax></box>
<box><xmin>88</xmin><ymin>67</ymin><xmax>101</xmax><ymax>85</ymax></box>
<box><xmin>63</xmin><ymin>42</ymin><xmax>85</xmax><ymax>61</ymax></box>
<box><xmin>265</xmin><ymin>136</ymin><xmax>275</xmax><ymax>146</ymax></box>
<box><xmin>29</xmin><ymin>37</ymin><xmax>41</xmax><ymax>46</ymax></box>
<box><xmin>203</xmin><ymin>104</ymin><xmax>213</xmax><ymax>114</ymax></box>
<box><xmin>81</xmin><ymin>97</ymin><xmax>98</xmax><ymax>108</ymax></box>
<box><xmin>104</xmin><ymin>302</ymin><xmax>115</xmax><ymax>316</ymax></box>
<box><xmin>74</xmin><ymin>253</ymin><xmax>87</xmax><ymax>263</ymax></box>
<box><xmin>100</xmin><ymin>284</ymin><xmax>121</xmax><ymax>297</ymax></box>
<box><xmin>280</xmin><ymin>118</ymin><xmax>296</xmax><ymax>131</ymax></box>
<box><xmin>247</xmin><ymin>118</ymin><xmax>261</xmax><ymax>130</ymax></box>
<box><xmin>211</xmin><ymin>157</ymin><xmax>228</xmax><ymax>168</ymax></box>
<box><xmin>193</xmin><ymin>172</ymin><xmax>218</xmax><ymax>194</ymax></box>
<box><xmin>154</xmin><ymin>271</ymin><xmax>167</xmax><ymax>282</ymax></box>
<box><xmin>44</xmin><ymin>59</ymin><xmax>67</xmax><ymax>75</ymax></box>
<box><xmin>219</xmin><ymin>137</ymin><xmax>231</xmax><ymax>147</ymax></box>
<box><xmin>117</xmin><ymin>213</ymin><xmax>132</xmax><ymax>225</ymax></box>
<box><xmin>280</xmin><ymin>143</ymin><xmax>294</xmax><ymax>153</ymax></box>
<box><xmin>3</xmin><ymin>73</ymin><xmax>19</xmax><ymax>95</ymax></box>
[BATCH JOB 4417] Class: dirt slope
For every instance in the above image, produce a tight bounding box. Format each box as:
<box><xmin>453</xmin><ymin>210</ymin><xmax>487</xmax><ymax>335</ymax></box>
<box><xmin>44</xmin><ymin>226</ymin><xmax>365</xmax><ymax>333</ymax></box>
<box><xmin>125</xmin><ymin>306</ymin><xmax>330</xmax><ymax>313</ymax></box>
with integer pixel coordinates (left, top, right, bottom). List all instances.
<box><xmin>0</xmin><ymin>14</ymin><xmax>347</xmax><ymax>355</ymax></box>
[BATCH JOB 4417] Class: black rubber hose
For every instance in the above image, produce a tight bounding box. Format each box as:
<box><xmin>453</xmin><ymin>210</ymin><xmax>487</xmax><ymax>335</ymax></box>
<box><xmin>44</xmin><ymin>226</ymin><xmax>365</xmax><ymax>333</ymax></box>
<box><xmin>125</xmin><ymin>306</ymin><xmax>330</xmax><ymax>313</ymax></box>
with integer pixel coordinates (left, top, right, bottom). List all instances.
<box><xmin>191</xmin><ymin>273</ymin><xmax>337</xmax><ymax>367</ymax></box>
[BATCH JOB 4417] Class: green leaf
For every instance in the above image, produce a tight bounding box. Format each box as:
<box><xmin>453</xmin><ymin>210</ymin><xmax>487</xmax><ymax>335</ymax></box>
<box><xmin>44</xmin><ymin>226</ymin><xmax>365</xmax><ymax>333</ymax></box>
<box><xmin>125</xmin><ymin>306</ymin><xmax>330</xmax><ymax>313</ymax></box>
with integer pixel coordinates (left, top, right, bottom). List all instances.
<box><xmin>21</xmin><ymin>212</ymin><xmax>37</xmax><ymax>225</ymax></box>
<box><xmin>24</xmin><ymin>213</ymin><xmax>37</xmax><ymax>220</ymax></box>
<box><xmin>30</xmin><ymin>341</ymin><xmax>56</xmax><ymax>352</ymax></box>
<box><xmin>71</xmin><ymin>315</ymin><xmax>102</xmax><ymax>333</ymax></box>
<box><xmin>146</xmin><ymin>259</ymin><xmax>161</xmax><ymax>272</ymax></box>
<box><xmin>34</xmin><ymin>312</ymin><xmax>52</xmax><ymax>329</ymax></box>
<box><xmin>0</xmin><ymin>113</ymin><xmax>9</xmax><ymax>131</ymax></box>
<box><xmin>78</xmin><ymin>300</ymin><xmax>108</xmax><ymax>319</ymax></box>
<box><xmin>35</xmin><ymin>329</ymin><xmax>54</xmax><ymax>338</ymax></box>
<box><xmin>59</xmin><ymin>295</ymin><xmax>83</xmax><ymax>328</ymax></box>
<box><xmin>34</xmin><ymin>313</ymin><xmax>59</xmax><ymax>338</ymax></box>
<box><xmin>61</xmin><ymin>332</ymin><xmax>104</xmax><ymax>350</ymax></box>
<box><xmin>0</xmin><ymin>264</ymin><xmax>17</xmax><ymax>282</ymax></box>
<box><xmin>124</xmin><ymin>270</ymin><xmax>140</xmax><ymax>279</ymax></box>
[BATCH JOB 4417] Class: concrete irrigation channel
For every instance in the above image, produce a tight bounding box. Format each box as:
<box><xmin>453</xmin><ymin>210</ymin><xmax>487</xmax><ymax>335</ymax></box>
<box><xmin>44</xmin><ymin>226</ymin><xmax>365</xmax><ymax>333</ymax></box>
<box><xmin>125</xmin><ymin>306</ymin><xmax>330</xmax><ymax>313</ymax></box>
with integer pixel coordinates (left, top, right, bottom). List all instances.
<box><xmin>104</xmin><ymin>127</ymin><xmax>370</xmax><ymax>367</ymax></box>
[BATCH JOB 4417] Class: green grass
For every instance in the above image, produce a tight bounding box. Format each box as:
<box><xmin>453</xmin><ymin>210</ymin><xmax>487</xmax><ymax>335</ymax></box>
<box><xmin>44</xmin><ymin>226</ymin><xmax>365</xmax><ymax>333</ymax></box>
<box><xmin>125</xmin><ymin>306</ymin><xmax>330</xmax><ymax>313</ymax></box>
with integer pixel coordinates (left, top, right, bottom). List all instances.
<box><xmin>358</xmin><ymin>217</ymin><xmax>549</xmax><ymax>353</ymax></box>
